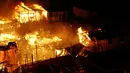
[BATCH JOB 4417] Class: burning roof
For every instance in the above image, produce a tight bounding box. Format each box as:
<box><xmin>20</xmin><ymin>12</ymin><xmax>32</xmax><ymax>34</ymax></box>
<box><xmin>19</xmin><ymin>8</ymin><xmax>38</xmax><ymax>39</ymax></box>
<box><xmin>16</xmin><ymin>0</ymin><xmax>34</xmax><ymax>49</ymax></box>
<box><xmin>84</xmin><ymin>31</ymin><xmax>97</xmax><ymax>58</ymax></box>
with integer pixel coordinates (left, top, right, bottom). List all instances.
<box><xmin>13</xmin><ymin>2</ymin><xmax>47</xmax><ymax>23</ymax></box>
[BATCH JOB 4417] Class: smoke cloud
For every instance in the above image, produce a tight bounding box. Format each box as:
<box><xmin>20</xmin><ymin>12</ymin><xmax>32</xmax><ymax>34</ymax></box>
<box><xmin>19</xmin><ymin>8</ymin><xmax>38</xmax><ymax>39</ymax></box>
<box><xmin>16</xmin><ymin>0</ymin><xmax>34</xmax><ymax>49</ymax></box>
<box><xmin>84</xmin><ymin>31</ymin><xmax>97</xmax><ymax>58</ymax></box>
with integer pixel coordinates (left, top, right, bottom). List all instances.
<box><xmin>0</xmin><ymin>0</ymin><xmax>20</xmax><ymax>17</ymax></box>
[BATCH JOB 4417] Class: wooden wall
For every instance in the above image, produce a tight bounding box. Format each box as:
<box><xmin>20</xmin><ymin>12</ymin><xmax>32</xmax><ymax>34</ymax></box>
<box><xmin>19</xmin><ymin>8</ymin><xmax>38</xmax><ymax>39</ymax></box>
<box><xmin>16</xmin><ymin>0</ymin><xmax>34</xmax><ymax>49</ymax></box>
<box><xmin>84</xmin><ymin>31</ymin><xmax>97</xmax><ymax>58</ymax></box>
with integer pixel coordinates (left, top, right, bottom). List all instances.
<box><xmin>48</xmin><ymin>11</ymin><xmax>68</xmax><ymax>22</ymax></box>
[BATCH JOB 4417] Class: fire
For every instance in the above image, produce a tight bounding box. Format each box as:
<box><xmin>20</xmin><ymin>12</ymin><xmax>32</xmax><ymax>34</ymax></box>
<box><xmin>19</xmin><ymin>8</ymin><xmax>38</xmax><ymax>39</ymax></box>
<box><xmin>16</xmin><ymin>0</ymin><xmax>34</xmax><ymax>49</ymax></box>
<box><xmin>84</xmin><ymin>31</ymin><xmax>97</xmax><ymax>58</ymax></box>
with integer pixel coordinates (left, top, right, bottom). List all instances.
<box><xmin>0</xmin><ymin>20</ymin><xmax>12</xmax><ymax>24</ymax></box>
<box><xmin>0</xmin><ymin>21</ymin><xmax>65</xmax><ymax>66</ymax></box>
<box><xmin>0</xmin><ymin>33</ymin><xmax>20</xmax><ymax>45</ymax></box>
<box><xmin>36</xmin><ymin>36</ymin><xmax>62</xmax><ymax>45</ymax></box>
<box><xmin>25</xmin><ymin>32</ymin><xmax>38</xmax><ymax>45</ymax></box>
<box><xmin>18</xmin><ymin>31</ymin><xmax>63</xmax><ymax>64</ymax></box>
<box><xmin>25</xmin><ymin>32</ymin><xmax>62</xmax><ymax>45</ymax></box>
<box><xmin>0</xmin><ymin>2</ymin><xmax>70</xmax><ymax>67</ymax></box>
<box><xmin>77</xmin><ymin>27</ymin><xmax>91</xmax><ymax>46</ymax></box>
<box><xmin>0</xmin><ymin>34</ymin><xmax>16</xmax><ymax>40</ymax></box>
<box><xmin>33</xmin><ymin>4</ymin><xmax>48</xmax><ymax>18</ymax></box>
<box><xmin>56</xmin><ymin>50</ymin><xmax>62</xmax><ymax>55</ymax></box>
<box><xmin>56</xmin><ymin>49</ymin><xmax>68</xmax><ymax>56</ymax></box>
<box><xmin>13</xmin><ymin>2</ymin><xmax>47</xmax><ymax>23</ymax></box>
<box><xmin>0</xmin><ymin>31</ymin><xmax>65</xmax><ymax>65</ymax></box>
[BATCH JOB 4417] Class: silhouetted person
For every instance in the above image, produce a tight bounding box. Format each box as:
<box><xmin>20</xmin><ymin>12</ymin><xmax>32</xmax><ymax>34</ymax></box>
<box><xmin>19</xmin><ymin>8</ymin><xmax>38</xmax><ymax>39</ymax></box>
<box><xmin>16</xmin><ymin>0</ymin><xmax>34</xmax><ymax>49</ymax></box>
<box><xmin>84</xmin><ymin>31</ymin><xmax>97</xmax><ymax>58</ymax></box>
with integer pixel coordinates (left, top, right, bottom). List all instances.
<box><xmin>0</xmin><ymin>69</ymin><xmax>2</xmax><ymax>73</ymax></box>
<box><xmin>22</xmin><ymin>67</ymin><xmax>26</xmax><ymax>73</ymax></box>
<box><xmin>3</xmin><ymin>67</ymin><xmax>8</xmax><ymax>73</ymax></box>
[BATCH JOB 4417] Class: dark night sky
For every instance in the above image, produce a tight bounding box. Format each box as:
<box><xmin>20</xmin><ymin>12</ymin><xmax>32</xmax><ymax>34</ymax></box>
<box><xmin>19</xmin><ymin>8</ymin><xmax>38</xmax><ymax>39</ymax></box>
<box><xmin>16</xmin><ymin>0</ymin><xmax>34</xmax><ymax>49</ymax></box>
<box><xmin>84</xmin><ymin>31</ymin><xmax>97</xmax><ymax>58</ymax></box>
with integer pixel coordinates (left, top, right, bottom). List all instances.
<box><xmin>39</xmin><ymin>0</ymin><xmax>128</xmax><ymax>30</ymax></box>
<box><xmin>73</xmin><ymin>0</ymin><xmax>128</xmax><ymax>24</ymax></box>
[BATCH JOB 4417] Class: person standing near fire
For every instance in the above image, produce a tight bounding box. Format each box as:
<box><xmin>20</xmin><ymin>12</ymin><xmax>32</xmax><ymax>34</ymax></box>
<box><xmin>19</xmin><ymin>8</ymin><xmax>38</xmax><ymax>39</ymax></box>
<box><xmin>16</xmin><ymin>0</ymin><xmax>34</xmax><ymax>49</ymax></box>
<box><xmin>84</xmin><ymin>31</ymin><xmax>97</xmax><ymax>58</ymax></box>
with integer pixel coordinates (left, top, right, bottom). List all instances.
<box><xmin>6</xmin><ymin>42</ymin><xmax>18</xmax><ymax>72</ymax></box>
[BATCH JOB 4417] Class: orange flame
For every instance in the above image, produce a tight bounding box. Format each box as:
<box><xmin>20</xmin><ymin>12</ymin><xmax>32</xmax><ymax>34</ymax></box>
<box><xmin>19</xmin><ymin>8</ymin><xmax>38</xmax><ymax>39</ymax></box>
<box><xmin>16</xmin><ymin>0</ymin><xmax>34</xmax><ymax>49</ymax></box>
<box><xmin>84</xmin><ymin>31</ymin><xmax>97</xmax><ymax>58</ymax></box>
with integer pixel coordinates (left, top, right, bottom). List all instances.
<box><xmin>77</xmin><ymin>27</ymin><xmax>91</xmax><ymax>46</ymax></box>
<box><xmin>33</xmin><ymin>4</ymin><xmax>48</xmax><ymax>18</ymax></box>
<box><xmin>13</xmin><ymin>2</ymin><xmax>47</xmax><ymax>23</ymax></box>
<box><xmin>0</xmin><ymin>33</ymin><xmax>20</xmax><ymax>45</ymax></box>
<box><xmin>0</xmin><ymin>20</ymin><xmax>12</xmax><ymax>24</ymax></box>
<box><xmin>0</xmin><ymin>2</ymin><xmax>71</xmax><ymax>66</ymax></box>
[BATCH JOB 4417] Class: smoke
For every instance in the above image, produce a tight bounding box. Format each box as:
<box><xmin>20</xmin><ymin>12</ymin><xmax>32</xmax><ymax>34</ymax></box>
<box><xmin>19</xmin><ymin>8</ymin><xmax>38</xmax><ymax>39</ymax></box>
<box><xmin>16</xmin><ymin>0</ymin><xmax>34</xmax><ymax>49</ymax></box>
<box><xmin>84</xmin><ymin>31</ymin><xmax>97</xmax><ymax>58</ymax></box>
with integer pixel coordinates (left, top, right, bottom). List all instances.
<box><xmin>0</xmin><ymin>0</ymin><xmax>20</xmax><ymax>17</ymax></box>
<box><xmin>49</xmin><ymin>22</ymin><xmax>79</xmax><ymax>47</ymax></box>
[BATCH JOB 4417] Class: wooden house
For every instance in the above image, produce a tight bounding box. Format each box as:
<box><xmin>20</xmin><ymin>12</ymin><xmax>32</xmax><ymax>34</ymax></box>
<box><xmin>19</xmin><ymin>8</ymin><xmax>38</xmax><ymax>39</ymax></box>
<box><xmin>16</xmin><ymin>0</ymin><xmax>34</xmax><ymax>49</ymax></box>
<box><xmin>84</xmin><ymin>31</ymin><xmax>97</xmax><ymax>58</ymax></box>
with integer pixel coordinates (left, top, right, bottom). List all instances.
<box><xmin>23</xmin><ymin>0</ymin><xmax>72</xmax><ymax>22</ymax></box>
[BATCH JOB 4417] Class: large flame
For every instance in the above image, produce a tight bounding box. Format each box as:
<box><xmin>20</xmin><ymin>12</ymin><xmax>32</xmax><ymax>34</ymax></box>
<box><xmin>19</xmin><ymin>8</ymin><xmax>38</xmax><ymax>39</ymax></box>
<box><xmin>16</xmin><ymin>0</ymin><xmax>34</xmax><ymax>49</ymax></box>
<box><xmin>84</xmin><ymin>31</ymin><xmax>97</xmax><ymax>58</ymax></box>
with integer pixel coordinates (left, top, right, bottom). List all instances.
<box><xmin>33</xmin><ymin>4</ymin><xmax>48</xmax><ymax>18</ymax></box>
<box><xmin>13</xmin><ymin>2</ymin><xmax>47</xmax><ymax>23</ymax></box>
<box><xmin>24</xmin><ymin>32</ymin><xmax>38</xmax><ymax>45</ymax></box>
<box><xmin>24</xmin><ymin>31</ymin><xmax>62</xmax><ymax>46</ymax></box>
<box><xmin>77</xmin><ymin>27</ymin><xmax>91</xmax><ymax>46</ymax></box>
<box><xmin>0</xmin><ymin>2</ymin><xmax>70</xmax><ymax>68</ymax></box>
<box><xmin>18</xmin><ymin>31</ymin><xmax>63</xmax><ymax>64</ymax></box>
<box><xmin>0</xmin><ymin>2</ymin><xmax>67</xmax><ymax>66</ymax></box>
<box><xmin>0</xmin><ymin>31</ymin><xmax>64</xmax><ymax>65</ymax></box>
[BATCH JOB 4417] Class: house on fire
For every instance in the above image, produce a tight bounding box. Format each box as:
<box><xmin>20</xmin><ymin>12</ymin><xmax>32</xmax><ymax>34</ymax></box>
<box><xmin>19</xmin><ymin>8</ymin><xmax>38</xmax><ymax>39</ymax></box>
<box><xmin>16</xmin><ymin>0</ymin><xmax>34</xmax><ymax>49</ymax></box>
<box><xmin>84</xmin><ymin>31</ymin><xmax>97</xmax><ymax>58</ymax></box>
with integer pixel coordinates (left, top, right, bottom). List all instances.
<box><xmin>22</xmin><ymin>0</ymin><xmax>72</xmax><ymax>22</ymax></box>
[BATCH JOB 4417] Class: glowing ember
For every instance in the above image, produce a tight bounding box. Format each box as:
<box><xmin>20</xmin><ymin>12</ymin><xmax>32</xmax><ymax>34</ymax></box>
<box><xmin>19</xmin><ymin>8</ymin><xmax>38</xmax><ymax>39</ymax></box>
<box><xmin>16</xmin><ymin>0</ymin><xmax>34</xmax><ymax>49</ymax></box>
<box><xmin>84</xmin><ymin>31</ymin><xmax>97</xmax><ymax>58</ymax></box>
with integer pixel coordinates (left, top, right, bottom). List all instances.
<box><xmin>13</xmin><ymin>2</ymin><xmax>47</xmax><ymax>23</ymax></box>
<box><xmin>77</xmin><ymin>27</ymin><xmax>91</xmax><ymax>46</ymax></box>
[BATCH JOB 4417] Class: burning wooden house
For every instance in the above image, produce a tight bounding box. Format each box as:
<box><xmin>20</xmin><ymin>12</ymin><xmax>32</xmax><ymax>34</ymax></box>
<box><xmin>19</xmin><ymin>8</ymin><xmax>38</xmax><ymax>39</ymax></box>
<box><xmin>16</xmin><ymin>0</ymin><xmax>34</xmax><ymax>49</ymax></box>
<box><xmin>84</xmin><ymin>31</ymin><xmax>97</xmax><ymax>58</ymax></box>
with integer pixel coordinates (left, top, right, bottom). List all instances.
<box><xmin>22</xmin><ymin>0</ymin><xmax>70</xmax><ymax>22</ymax></box>
<box><xmin>13</xmin><ymin>2</ymin><xmax>48</xmax><ymax>23</ymax></box>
